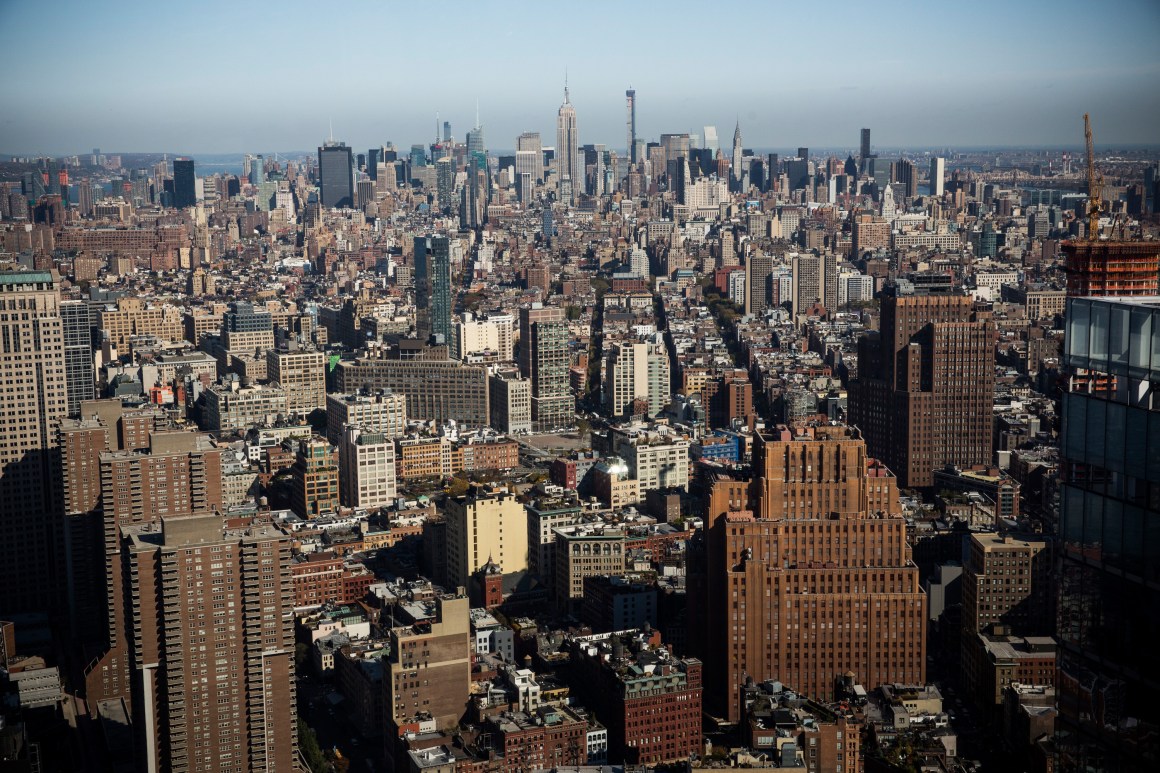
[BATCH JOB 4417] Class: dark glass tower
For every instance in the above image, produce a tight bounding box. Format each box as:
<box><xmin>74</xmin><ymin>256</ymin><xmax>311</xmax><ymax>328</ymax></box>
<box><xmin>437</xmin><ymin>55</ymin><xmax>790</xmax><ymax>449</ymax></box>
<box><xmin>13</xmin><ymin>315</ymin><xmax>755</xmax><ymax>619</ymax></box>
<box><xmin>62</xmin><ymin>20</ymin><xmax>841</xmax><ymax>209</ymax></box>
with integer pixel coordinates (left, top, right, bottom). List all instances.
<box><xmin>414</xmin><ymin>235</ymin><xmax>451</xmax><ymax>345</ymax></box>
<box><xmin>173</xmin><ymin>158</ymin><xmax>196</xmax><ymax>208</ymax></box>
<box><xmin>317</xmin><ymin>141</ymin><xmax>354</xmax><ymax>209</ymax></box>
<box><xmin>61</xmin><ymin>300</ymin><xmax>95</xmax><ymax>415</ymax></box>
<box><xmin>1056</xmin><ymin>296</ymin><xmax>1160</xmax><ymax>772</ymax></box>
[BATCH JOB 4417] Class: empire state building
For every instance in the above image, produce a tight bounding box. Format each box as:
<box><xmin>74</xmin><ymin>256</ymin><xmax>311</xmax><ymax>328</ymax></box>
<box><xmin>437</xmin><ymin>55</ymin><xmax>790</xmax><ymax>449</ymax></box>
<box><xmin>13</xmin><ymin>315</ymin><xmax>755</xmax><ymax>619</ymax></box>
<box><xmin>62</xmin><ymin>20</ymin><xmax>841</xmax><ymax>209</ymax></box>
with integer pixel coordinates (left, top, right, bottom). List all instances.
<box><xmin>556</xmin><ymin>82</ymin><xmax>579</xmax><ymax>205</ymax></box>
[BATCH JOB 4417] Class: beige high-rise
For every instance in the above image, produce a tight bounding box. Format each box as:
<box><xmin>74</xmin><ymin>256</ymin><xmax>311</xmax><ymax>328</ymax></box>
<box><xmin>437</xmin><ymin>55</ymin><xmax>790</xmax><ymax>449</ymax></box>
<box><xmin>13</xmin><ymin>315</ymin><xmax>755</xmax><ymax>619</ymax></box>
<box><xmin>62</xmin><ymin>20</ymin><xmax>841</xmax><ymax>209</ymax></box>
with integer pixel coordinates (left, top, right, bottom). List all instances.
<box><xmin>0</xmin><ymin>268</ymin><xmax>68</xmax><ymax>616</ymax></box>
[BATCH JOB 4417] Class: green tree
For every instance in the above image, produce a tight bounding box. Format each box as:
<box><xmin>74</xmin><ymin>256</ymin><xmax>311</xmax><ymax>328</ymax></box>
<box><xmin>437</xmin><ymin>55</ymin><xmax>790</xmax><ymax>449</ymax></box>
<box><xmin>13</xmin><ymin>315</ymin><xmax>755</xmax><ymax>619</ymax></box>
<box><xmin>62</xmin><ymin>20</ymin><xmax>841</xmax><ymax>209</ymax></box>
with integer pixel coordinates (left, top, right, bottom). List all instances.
<box><xmin>298</xmin><ymin>719</ymin><xmax>328</xmax><ymax>772</ymax></box>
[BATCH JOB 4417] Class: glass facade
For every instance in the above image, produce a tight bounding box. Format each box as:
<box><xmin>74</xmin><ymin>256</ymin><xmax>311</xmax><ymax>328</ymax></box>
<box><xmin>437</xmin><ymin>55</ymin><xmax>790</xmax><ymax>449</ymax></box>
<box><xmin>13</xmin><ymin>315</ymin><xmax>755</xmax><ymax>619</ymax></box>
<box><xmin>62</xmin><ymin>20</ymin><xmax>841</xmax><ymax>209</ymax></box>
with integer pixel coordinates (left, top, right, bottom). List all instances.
<box><xmin>1057</xmin><ymin>297</ymin><xmax>1160</xmax><ymax>772</ymax></box>
<box><xmin>317</xmin><ymin>143</ymin><xmax>354</xmax><ymax>209</ymax></box>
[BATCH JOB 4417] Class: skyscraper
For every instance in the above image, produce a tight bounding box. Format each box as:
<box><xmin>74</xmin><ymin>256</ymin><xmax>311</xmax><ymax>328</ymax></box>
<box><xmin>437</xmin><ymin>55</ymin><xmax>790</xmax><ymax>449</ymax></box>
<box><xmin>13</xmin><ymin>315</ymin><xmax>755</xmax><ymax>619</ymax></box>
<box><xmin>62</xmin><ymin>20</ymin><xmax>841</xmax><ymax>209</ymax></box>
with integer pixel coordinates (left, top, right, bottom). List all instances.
<box><xmin>120</xmin><ymin>513</ymin><xmax>298</xmax><ymax>772</ymax></box>
<box><xmin>745</xmin><ymin>252</ymin><xmax>773</xmax><ymax>316</ymax></box>
<box><xmin>0</xmin><ymin>268</ymin><xmax>68</xmax><ymax>616</ymax></box>
<box><xmin>703</xmin><ymin>125</ymin><xmax>719</xmax><ymax>154</ymax></box>
<box><xmin>860</xmin><ymin>128</ymin><xmax>871</xmax><ymax>162</ymax></box>
<box><xmin>848</xmin><ymin>283</ymin><xmax>995</xmax><ymax>489</ymax></box>
<box><xmin>172</xmin><ymin>157</ymin><xmax>196</xmax><ymax>208</ymax></box>
<box><xmin>694</xmin><ymin>424</ymin><xmax>926</xmax><ymax>720</ymax></box>
<box><xmin>519</xmin><ymin>304</ymin><xmax>573</xmax><ymax>430</ymax></box>
<box><xmin>516</xmin><ymin>132</ymin><xmax>543</xmax><ymax>182</ymax></box>
<box><xmin>556</xmin><ymin>83</ymin><xmax>579</xmax><ymax>205</ymax></box>
<box><xmin>436</xmin><ymin>156</ymin><xmax>454</xmax><ymax>212</ymax></box>
<box><xmin>929</xmin><ymin>157</ymin><xmax>946</xmax><ymax>197</ymax></box>
<box><xmin>414</xmin><ymin>235</ymin><xmax>452</xmax><ymax>344</ymax></box>
<box><xmin>61</xmin><ymin>299</ymin><xmax>96</xmax><ymax>415</ymax></box>
<box><xmin>625</xmin><ymin>88</ymin><xmax>636</xmax><ymax>163</ymax></box>
<box><xmin>466</xmin><ymin>123</ymin><xmax>486</xmax><ymax>160</ymax></box>
<box><xmin>317</xmin><ymin>141</ymin><xmax>354</xmax><ymax>208</ymax></box>
<box><xmin>74</xmin><ymin>423</ymin><xmax>224</xmax><ymax>711</ymax></box>
<box><xmin>731</xmin><ymin>121</ymin><xmax>744</xmax><ymax>191</ymax></box>
<box><xmin>1056</xmin><ymin>296</ymin><xmax>1160</xmax><ymax>772</ymax></box>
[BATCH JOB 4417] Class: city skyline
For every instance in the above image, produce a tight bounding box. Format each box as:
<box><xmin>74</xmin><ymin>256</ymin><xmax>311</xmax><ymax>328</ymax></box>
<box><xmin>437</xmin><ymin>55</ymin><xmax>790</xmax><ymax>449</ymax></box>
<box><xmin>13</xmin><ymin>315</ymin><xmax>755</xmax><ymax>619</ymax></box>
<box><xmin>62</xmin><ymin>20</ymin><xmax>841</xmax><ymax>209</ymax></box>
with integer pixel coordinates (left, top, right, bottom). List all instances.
<box><xmin>2</xmin><ymin>0</ymin><xmax>1159</xmax><ymax>155</ymax></box>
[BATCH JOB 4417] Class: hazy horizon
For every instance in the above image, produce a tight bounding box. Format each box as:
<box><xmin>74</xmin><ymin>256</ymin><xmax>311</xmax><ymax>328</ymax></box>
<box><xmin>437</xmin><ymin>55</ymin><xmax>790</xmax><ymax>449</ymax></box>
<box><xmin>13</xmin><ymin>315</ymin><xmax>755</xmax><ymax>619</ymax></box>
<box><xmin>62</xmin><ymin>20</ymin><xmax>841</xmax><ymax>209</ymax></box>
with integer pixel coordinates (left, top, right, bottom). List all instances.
<box><xmin>2</xmin><ymin>0</ymin><xmax>1158</xmax><ymax>156</ymax></box>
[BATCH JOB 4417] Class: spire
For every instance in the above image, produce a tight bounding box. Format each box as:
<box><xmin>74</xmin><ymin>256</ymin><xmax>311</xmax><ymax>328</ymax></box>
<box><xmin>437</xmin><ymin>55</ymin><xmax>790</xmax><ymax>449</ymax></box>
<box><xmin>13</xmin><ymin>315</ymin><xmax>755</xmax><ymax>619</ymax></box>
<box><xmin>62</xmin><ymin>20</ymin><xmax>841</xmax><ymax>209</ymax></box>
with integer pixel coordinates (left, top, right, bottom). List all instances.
<box><xmin>475</xmin><ymin>100</ymin><xmax>480</xmax><ymax>130</ymax></box>
<box><xmin>328</xmin><ymin>116</ymin><xmax>333</xmax><ymax>143</ymax></box>
<box><xmin>564</xmin><ymin>68</ymin><xmax>570</xmax><ymax>104</ymax></box>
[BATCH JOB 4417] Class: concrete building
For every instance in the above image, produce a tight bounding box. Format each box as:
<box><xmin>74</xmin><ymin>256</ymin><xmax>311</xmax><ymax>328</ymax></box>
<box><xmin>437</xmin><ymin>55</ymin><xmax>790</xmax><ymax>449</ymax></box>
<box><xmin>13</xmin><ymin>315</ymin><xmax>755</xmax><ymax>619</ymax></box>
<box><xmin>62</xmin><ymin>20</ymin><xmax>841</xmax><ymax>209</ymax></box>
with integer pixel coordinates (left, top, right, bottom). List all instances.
<box><xmin>326</xmin><ymin>390</ymin><xmax>408</xmax><ymax>445</ymax></box>
<box><xmin>488</xmin><ymin>369</ymin><xmax>532</xmax><ymax>435</ymax></box>
<box><xmin>519</xmin><ymin>304</ymin><xmax>573</xmax><ymax>430</ymax></box>
<box><xmin>291</xmin><ymin>436</ymin><xmax>340</xmax><ymax>518</ymax></box>
<box><xmin>454</xmin><ymin>313</ymin><xmax>514</xmax><ymax>361</ymax></box>
<box><xmin>444</xmin><ymin>486</ymin><xmax>529</xmax><ymax>588</ymax></box>
<box><xmin>339</xmin><ymin>425</ymin><xmax>397</xmax><ymax>509</ymax></box>
<box><xmin>335</xmin><ymin>357</ymin><xmax>490</xmax><ymax>428</ymax></box>
<box><xmin>267</xmin><ymin>347</ymin><xmax>327</xmax><ymax>415</ymax></box>
<box><xmin>384</xmin><ymin>593</ymin><xmax>470</xmax><ymax>734</ymax></box>
<box><xmin>525</xmin><ymin>492</ymin><xmax>582</xmax><ymax>587</ymax></box>
<box><xmin>553</xmin><ymin>524</ymin><xmax>625</xmax><ymax>613</ymax></box>
<box><xmin>202</xmin><ymin>382</ymin><xmax>289</xmax><ymax>436</ymax></box>
<box><xmin>603</xmin><ymin>342</ymin><xmax>670</xmax><ymax>419</ymax></box>
<box><xmin>610</xmin><ymin>426</ymin><xmax>690</xmax><ymax>494</ymax></box>
<box><xmin>0</xmin><ymin>269</ymin><xmax>69</xmax><ymax>615</ymax></box>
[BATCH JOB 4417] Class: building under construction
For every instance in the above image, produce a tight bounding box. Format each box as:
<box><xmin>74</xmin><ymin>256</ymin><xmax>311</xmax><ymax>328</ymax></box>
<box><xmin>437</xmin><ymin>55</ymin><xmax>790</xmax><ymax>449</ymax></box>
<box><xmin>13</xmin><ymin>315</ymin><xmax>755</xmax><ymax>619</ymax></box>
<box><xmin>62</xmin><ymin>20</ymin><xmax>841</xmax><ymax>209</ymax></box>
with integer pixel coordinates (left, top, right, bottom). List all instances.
<box><xmin>1063</xmin><ymin>240</ymin><xmax>1160</xmax><ymax>297</ymax></box>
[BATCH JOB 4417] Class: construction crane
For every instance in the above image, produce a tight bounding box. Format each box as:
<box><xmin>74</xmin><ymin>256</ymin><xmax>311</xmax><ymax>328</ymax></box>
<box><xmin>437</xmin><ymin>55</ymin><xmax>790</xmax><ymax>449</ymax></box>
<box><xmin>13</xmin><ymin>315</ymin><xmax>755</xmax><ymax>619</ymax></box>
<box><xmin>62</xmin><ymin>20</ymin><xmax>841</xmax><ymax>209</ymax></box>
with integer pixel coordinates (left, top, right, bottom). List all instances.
<box><xmin>1084</xmin><ymin>112</ymin><xmax>1103</xmax><ymax>240</ymax></box>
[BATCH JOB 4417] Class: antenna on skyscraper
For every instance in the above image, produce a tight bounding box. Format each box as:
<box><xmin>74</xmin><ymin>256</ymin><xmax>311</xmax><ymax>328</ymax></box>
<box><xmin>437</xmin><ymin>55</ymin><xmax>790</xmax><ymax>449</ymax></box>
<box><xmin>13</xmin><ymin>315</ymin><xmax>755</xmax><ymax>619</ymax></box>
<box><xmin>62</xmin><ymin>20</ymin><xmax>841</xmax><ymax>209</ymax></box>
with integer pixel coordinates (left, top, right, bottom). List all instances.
<box><xmin>328</xmin><ymin>117</ymin><xmax>333</xmax><ymax>143</ymax></box>
<box><xmin>475</xmin><ymin>100</ymin><xmax>480</xmax><ymax>130</ymax></box>
<box><xmin>564</xmin><ymin>68</ymin><xmax>570</xmax><ymax>102</ymax></box>
<box><xmin>436</xmin><ymin>112</ymin><xmax>440</xmax><ymax>143</ymax></box>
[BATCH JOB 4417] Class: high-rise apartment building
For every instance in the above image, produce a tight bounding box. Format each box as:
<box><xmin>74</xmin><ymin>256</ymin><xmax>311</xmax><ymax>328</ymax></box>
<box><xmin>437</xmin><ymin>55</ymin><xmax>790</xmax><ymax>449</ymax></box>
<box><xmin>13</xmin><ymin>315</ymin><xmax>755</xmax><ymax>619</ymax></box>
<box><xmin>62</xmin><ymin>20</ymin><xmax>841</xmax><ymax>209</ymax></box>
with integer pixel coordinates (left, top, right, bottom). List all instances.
<box><xmin>556</xmin><ymin>84</ymin><xmax>579</xmax><ymax>204</ymax></box>
<box><xmin>444</xmin><ymin>486</ymin><xmax>528</xmax><ymax>587</ymax></box>
<box><xmin>0</xmin><ymin>268</ymin><xmax>68</xmax><ymax>616</ymax></box>
<box><xmin>414</xmin><ymin>235</ymin><xmax>452</xmax><ymax>344</ymax></box>
<box><xmin>318</xmin><ymin>141</ymin><xmax>354</xmax><ymax>209</ymax></box>
<box><xmin>602</xmin><ymin>342</ymin><xmax>670</xmax><ymax>419</ymax></box>
<box><xmin>929</xmin><ymin>157</ymin><xmax>946</xmax><ymax>197</ymax></box>
<box><xmin>488</xmin><ymin>369</ymin><xmax>532</xmax><ymax>435</ymax></box>
<box><xmin>338</xmin><ymin>425</ymin><xmax>397</xmax><ymax>509</ymax></box>
<box><xmin>745</xmin><ymin>253</ymin><xmax>774</xmax><ymax>316</ymax></box>
<box><xmin>119</xmin><ymin>513</ymin><xmax>298</xmax><ymax>772</ymax></box>
<box><xmin>454</xmin><ymin>312</ymin><xmax>514</xmax><ymax>361</ymax></box>
<box><xmin>519</xmin><ymin>304</ymin><xmax>573</xmax><ymax>430</ymax></box>
<box><xmin>1056</xmin><ymin>296</ymin><xmax>1160</xmax><ymax>772</ymax></box>
<box><xmin>960</xmin><ymin>533</ymin><xmax>1053</xmax><ymax>714</ymax></box>
<box><xmin>76</xmin><ymin>424</ymin><xmax>224</xmax><ymax>711</ymax></box>
<box><xmin>849</xmin><ymin>284</ymin><xmax>995</xmax><ymax>489</ymax></box>
<box><xmin>290</xmin><ymin>437</ymin><xmax>339</xmax><ymax>518</ymax></box>
<box><xmin>694</xmin><ymin>424</ymin><xmax>926</xmax><ymax>720</ymax></box>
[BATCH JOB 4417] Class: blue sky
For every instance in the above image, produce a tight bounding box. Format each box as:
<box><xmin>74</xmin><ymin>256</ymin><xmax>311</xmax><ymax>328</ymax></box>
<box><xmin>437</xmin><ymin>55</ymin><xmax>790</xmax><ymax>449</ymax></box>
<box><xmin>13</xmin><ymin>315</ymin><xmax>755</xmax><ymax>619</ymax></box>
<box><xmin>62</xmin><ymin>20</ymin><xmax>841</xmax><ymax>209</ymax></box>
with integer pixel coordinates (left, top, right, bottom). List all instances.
<box><xmin>1</xmin><ymin>0</ymin><xmax>1158</xmax><ymax>154</ymax></box>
